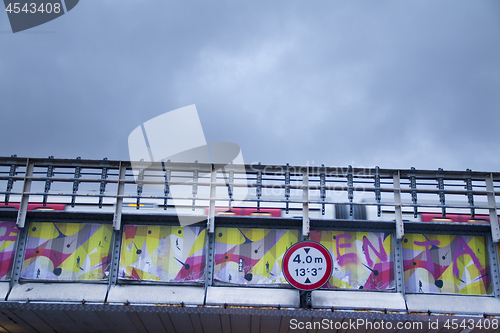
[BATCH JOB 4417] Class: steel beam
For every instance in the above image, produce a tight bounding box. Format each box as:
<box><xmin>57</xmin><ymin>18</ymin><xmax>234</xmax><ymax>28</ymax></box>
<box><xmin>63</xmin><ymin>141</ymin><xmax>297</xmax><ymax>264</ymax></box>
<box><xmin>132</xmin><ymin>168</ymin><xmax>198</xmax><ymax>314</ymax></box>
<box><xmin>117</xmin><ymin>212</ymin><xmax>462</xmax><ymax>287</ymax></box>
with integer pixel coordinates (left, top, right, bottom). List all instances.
<box><xmin>113</xmin><ymin>162</ymin><xmax>127</xmax><ymax>231</ymax></box>
<box><xmin>16</xmin><ymin>159</ymin><xmax>34</xmax><ymax>228</ymax></box>
<box><xmin>393</xmin><ymin>171</ymin><xmax>404</xmax><ymax>240</ymax></box>
<box><xmin>486</xmin><ymin>173</ymin><xmax>500</xmax><ymax>243</ymax></box>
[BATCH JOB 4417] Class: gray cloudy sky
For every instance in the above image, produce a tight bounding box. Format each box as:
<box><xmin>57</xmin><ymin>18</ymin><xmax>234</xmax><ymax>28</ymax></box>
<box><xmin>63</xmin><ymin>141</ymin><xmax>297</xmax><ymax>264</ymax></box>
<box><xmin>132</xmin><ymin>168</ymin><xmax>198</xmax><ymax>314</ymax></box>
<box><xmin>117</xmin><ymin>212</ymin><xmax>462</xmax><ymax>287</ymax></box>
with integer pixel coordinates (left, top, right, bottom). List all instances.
<box><xmin>1</xmin><ymin>0</ymin><xmax>499</xmax><ymax>172</ymax></box>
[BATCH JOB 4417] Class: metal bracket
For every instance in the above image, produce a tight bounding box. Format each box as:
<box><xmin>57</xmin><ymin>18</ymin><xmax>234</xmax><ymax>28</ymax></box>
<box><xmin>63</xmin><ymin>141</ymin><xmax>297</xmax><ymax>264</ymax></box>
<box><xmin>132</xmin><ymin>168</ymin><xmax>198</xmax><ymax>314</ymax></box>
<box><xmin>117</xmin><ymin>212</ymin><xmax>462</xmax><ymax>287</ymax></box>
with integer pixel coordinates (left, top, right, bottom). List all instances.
<box><xmin>228</xmin><ymin>169</ymin><xmax>234</xmax><ymax>210</ymax></box>
<box><xmin>487</xmin><ymin>235</ymin><xmax>500</xmax><ymax>298</ymax></box>
<box><xmin>302</xmin><ymin>168</ymin><xmax>309</xmax><ymax>238</ymax></box>
<box><xmin>465</xmin><ymin>169</ymin><xmax>475</xmax><ymax>218</ymax></box>
<box><xmin>192</xmin><ymin>162</ymin><xmax>199</xmax><ymax>211</ymax></box>
<box><xmin>4</xmin><ymin>155</ymin><xmax>17</xmax><ymax>205</ymax></box>
<box><xmin>285</xmin><ymin>163</ymin><xmax>290</xmax><ymax>214</ymax></box>
<box><xmin>437</xmin><ymin>168</ymin><xmax>446</xmax><ymax>217</ymax></box>
<box><xmin>393</xmin><ymin>171</ymin><xmax>404</xmax><ymax>240</ymax></box>
<box><xmin>71</xmin><ymin>157</ymin><xmax>82</xmax><ymax>207</ymax></box>
<box><xmin>320</xmin><ymin>164</ymin><xmax>326</xmax><ymax>215</ymax></box>
<box><xmin>17</xmin><ymin>159</ymin><xmax>34</xmax><ymax>228</ymax></box>
<box><xmin>113</xmin><ymin>162</ymin><xmax>127</xmax><ymax>231</ymax></box>
<box><xmin>299</xmin><ymin>291</ymin><xmax>312</xmax><ymax>308</ymax></box>
<box><xmin>347</xmin><ymin>165</ymin><xmax>354</xmax><ymax>217</ymax></box>
<box><xmin>163</xmin><ymin>160</ymin><xmax>171</xmax><ymax>210</ymax></box>
<box><xmin>42</xmin><ymin>156</ymin><xmax>54</xmax><ymax>207</ymax></box>
<box><xmin>99</xmin><ymin>158</ymin><xmax>108</xmax><ymax>209</ymax></box>
<box><xmin>256</xmin><ymin>165</ymin><xmax>262</xmax><ymax>211</ymax></box>
<box><xmin>486</xmin><ymin>173</ymin><xmax>500</xmax><ymax>243</ymax></box>
<box><xmin>136</xmin><ymin>166</ymin><xmax>144</xmax><ymax>209</ymax></box>
<box><xmin>10</xmin><ymin>225</ymin><xmax>29</xmax><ymax>288</ymax></box>
<box><xmin>394</xmin><ymin>237</ymin><xmax>404</xmax><ymax>294</ymax></box>
<box><xmin>375</xmin><ymin>166</ymin><xmax>381</xmax><ymax>217</ymax></box>
<box><xmin>409</xmin><ymin>167</ymin><xmax>418</xmax><ymax>218</ymax></box>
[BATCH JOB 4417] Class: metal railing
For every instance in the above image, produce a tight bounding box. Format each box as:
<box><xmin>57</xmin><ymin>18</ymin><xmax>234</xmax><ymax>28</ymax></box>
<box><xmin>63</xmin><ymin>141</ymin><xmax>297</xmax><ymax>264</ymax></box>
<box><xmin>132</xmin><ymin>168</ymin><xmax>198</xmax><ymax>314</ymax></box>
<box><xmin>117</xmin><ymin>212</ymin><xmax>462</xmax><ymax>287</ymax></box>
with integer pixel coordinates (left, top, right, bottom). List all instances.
<box><xmin>1</xmin><ymin>155</ymin><xmax>499</xmax><ymax>240</ymax></box>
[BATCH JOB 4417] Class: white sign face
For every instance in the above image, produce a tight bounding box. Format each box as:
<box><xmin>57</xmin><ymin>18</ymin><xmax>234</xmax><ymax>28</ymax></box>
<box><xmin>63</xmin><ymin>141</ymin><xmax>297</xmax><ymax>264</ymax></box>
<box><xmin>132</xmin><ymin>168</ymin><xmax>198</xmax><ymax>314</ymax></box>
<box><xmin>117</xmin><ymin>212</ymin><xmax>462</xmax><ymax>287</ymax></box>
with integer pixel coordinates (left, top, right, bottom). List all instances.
<box><xmin>282</xmin><ymin>241</ymin><xmax>332</xmax><ymax>291</ymax></box>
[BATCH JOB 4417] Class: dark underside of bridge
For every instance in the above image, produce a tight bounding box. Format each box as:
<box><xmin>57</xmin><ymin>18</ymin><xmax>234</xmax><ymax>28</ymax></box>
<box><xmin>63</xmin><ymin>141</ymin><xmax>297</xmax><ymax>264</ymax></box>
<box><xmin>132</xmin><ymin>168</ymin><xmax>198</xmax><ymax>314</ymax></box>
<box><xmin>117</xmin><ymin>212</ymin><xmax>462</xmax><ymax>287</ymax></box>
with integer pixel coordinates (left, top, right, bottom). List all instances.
<box><xmin>0</xmin><ymin>302</ymin><xmax>498</xmax><ymax>333</ymax></box>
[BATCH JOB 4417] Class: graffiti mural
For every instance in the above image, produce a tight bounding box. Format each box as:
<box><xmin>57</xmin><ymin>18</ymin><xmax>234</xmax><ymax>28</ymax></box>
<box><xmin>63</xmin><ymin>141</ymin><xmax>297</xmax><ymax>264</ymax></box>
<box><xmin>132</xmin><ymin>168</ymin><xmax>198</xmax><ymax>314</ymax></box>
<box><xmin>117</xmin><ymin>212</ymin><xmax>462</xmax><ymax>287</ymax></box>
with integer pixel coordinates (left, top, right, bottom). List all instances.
<box><xmin>0</xmin><ymin>221</ymin><xmax>18</xmax><ymax>280</ymax></box>
<box><xmin>309</xmin><ymin>230</ymin><xmax>394</xmax><ymax>290</ymax></box>
<box><xmin>22</xmin><ymin>222</ymin><xmax>112</xmax><ymax>280</ymax></box>
<box><xmin>214</xmin><ymin>228</ymin><xmax>299</xmax><ymax>285</ymax></box>
<box><xmin>403</xmin><ymin>234</ymin><xmax>491</xmax><ymax>295</ymax></box>
<box><xmin>119</xmin><ymin>225</ymin><xmax>206</xmax><ymax>283</ymax></box>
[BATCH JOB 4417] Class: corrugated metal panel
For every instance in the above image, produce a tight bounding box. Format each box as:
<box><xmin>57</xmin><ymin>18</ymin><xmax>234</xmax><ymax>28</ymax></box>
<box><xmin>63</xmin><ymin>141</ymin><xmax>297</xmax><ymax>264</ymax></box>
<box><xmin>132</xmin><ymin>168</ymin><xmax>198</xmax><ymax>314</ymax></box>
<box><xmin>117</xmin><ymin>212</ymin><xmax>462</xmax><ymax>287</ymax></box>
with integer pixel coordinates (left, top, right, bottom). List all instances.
<box><xmin>157</xmin><ymin>312</ymin><xmax>176</xmax><ymax>333</ymax></box>
<box><xmin>199</xmin><ymin>313</ymin><xmax>223</xmax><ymax>333</ymax></box>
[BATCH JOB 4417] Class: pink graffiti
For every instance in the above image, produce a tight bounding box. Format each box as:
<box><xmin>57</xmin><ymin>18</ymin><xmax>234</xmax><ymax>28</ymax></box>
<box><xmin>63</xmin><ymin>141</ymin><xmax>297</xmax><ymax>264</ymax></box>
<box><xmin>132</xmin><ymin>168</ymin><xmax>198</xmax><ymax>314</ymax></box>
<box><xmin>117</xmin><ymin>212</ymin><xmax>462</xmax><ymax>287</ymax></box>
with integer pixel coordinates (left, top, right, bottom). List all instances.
<box><xmin>414</xmin><ymin>240</ymin><xmax>440</xmax><ymax>275</ymax></box>
<box><xmin>452</xmin><ymin>237</ymin><xmax>482</xmax><ymax>278</ymax></box>
<box><xmin>336</xmin><ymin>234</ymin><xmax>357</xmax><ymax>266</ymax></box>
<box><xmin>362</xmin><ymin>236</ymin><xmax>387</xmax><ymax>267</ymax></box>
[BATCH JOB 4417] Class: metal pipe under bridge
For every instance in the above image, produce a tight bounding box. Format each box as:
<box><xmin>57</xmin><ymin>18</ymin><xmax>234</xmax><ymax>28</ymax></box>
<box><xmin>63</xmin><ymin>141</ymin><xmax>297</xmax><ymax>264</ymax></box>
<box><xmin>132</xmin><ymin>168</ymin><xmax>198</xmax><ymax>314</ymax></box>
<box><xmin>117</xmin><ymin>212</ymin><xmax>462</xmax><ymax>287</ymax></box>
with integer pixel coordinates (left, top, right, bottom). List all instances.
<box><xmin>0</xmin><ymin>156</ymin><xmax>499</xmax><ymax>332</ymax></box>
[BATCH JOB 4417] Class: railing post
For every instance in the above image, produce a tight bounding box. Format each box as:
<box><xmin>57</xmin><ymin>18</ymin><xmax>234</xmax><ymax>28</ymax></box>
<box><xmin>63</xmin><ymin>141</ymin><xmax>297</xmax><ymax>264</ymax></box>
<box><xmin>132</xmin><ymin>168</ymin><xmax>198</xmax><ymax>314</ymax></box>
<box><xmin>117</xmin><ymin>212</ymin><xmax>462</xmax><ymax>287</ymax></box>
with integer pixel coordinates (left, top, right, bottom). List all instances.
<box><xmin>486</xmin><ymin>173</ymin><xmax>500</xmax><ymax>243</ymax></box>
<box><xmin>208</xmin><ymin>165</ymin><xmax>216</xmax><ymax>234</ymax></box>
<box><xmin>487</xmin><ymin>235</ymin><xmax>500</xmax><ymax>298</ymax></box>
<box><xmin>302</xmin><ymin>167</ymin><xmax>309</xmax><ymax>240</ymax></box>
<box><xmin>16</xmin><ymin>158</ymin><xmax>34</xmax><ymax>228</ymax></box>
<box><xmin>393</xmin><ymin>171</ymin><xmax>404</xmax><ymax>240</ymax></box>
<box><xmin>113</xmin><ymin>162</ymin><xmax>127</xmax><ymax>231</ymax></box>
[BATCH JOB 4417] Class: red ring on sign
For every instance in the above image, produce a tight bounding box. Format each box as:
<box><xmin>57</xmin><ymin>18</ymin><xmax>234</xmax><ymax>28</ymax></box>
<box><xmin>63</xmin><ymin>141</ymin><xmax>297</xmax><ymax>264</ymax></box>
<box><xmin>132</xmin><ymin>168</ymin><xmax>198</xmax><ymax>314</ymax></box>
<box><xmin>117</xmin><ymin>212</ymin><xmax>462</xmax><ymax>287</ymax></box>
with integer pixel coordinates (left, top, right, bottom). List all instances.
<box><xmin>282</xmin><ymin>241</ymin><xmax>333</xmax><ymax>291</ymax></box>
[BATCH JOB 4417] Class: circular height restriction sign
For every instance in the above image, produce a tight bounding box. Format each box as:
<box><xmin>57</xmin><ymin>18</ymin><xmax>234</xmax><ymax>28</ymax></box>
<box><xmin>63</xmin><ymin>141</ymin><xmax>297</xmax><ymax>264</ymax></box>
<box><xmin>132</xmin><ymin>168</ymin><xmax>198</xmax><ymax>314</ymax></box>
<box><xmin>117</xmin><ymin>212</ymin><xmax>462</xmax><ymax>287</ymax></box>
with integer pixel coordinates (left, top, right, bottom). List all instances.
<box><xmin>282</xmin><ymin>241</ymin><xmax>332</xmax><ymax>291</ymax></box>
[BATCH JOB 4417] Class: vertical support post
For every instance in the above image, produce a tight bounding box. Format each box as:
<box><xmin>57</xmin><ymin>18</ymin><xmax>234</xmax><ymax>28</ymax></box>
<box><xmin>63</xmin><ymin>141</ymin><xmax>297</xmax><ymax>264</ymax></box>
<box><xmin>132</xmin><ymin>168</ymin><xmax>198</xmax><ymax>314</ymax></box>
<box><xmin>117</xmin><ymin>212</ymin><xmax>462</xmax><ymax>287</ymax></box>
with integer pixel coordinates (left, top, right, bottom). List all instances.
<box><xmin>205</xmin><ymin>231</ymin><xmax>215</xmax><ymax>288</ymax></box>
<box><xmin>465</xmin><ymin>169</ymin><xmax>475</xmax><ymax>218</ymax></box>
<box><xmin>227</xmin><ymin>169</ymin><xmax>234</xmax><ymax>210</ymax></box>
<box><xmin>17</xmin><ymin>159</ymin><xmax>34</xmax><ymax>228</ymax></box>
<box><xmin>487</xmin><ymin>235</ymin><xmax>500</xmax><ymax>298</ymax></box>
<box><xmin>437</xmin><ymin>168</ymin><xmax>446</xmax><ymax>217</ymax></box>
<box><xmin>285</xmin><ymin>164</ymin><xmax>290</xmax><ymax>214</ymax></box>
<box><xmin>486</xmin><ymin>173</ymin><xmax>500</xmax><ymax>243</ymax></box>
<box><xmin>98</xmin><ymin>158</ymin><xmax>108</xmax><ymax>209</ymax></box>
<box><xmin>71</xmin><ymin>157</ymin><xmax>81</xmax><ymax>207</ymax></box>
<box><xmin>163</xmin><ymin>161</ymin><xmax>171</xmax><ymax>210</ymax></box>
<box><xmin>256</xmin><ymin>165</ymin><xmax>262</xmax><ymax>212</ymax></box>
<box><xmin>394</xmin><ymin>237</ymin><xmax>405</xmax><ymax>294</ymax></box>
<box><xmin>42</xmin><ymin>156</ymin><xmax>54</xmax><ymax>207</ymax></box>
<box><xmin>113</xmin><ymin>162</ymin><xmax>127</xmax><ymax>231</ymax></box>
<box><xmin>108</xmin><ymin>229</ymin><xmax>122</xmax><ymax>287</ymax></box>
<box><xmin>208</xmin><ymin>166</ymin><xmax>217</xmax><ymax>234</ymax></box>
<box><xmin>393</xmin><ymin>171</ymin><xmax>404</xmax><ymax>240</ymax></box>
<box><xmin>320</xmin><ymin>164</ymin><xmax>326</xmax><ymax>216</ymax></box>
<box><xmin>302</xmin><ymin>167</ymin><xmax>309</xmax><ymax>240</ymax></box>
<box><xmin>409</xmin><ymin>167</ymin><xmax>418</xmax><ymax>218</ymax></box>
<box><xmin>375</xmin><ymin>166</ymin><xmax>381</xmax><ymax>217</ymax></box>
<box><xmin>4</xmin><ymin>155</ymin><xmax>17</xmax><ymax>205</ymax></box>
<box><xmin>192</xmin><ymin>162</ymin><xmax>199</xmax><ymax>211</ymax></box>
<box><xmin>10</xmin><ymin>226</ymin><xmax>28</xmax><ymax>290</ymax></box>
<box><xmin>347</xmin><ymin>165</ymin><xmax>354</xmax><ymax>218</ymax></box>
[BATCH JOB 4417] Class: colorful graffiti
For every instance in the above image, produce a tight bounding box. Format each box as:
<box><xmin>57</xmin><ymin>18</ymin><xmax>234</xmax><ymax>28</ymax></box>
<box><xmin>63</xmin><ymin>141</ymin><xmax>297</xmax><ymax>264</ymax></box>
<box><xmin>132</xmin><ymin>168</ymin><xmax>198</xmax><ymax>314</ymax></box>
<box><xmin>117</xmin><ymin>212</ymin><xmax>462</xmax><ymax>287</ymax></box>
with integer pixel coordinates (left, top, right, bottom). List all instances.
<box><xmin>403</xmin><ymin>234</ymin><xmax>491</xmax><ymax>295</ymax></box>
<box><xmin>214</xmin><ymin>228</ymin><xmax>299</xmax><ymax>285</ymax></box>
<box><xmin>119</xmin><ymin>225</ymin><xmax>206</xmax><ymax>283</ymax></box>
<box><xmin>22</xmin><ymin>222</ymin><xmax>112</xmax><ymax>280</ymax></box>
<box><xmin>0</xmin><ymin>221</ymin><xmax>19</xmax><ymax>280</ymax></box>
<box><xmin>309</xmin><ymin>230</ymin><xmax>394</xmax><ymax>290</ymax></box>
